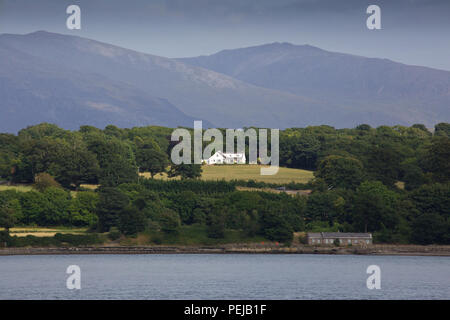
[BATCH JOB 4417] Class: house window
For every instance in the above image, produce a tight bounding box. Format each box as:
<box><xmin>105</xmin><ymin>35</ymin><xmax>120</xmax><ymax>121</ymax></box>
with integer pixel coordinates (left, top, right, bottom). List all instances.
<box><xmin>348</xmin><ymin>239</ymin><xmax>351</xmax><ymax>244</ymax></box>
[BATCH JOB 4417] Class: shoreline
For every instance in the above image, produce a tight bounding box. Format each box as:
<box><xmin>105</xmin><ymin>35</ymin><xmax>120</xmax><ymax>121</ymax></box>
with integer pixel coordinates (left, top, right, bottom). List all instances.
<box><xmin>2</xmin><ymin>244</ymin><xmax>450</xmax><ymax>257</ymax></box>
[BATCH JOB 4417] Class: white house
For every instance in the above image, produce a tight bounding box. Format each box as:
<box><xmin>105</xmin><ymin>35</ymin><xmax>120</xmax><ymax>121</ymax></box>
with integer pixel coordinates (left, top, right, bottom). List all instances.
<box><xmin>204</xmin><ymin>151</ymin><xmax>246</xmax><ymax>165</ymax></box>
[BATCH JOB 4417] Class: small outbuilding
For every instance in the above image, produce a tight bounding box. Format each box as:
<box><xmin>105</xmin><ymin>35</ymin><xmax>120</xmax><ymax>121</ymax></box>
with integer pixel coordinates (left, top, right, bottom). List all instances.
<box><xmin>306</xmin><ymin>232</ymin><xmax>372</xmax><ymax>246</ymax></box>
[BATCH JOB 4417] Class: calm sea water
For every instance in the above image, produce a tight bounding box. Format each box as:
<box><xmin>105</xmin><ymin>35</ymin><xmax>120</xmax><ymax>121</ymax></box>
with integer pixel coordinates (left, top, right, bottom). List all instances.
<box><xmin>0</xmin><ymin>254</ymin><xmax>449</xmax><ymax>299</ymax></box>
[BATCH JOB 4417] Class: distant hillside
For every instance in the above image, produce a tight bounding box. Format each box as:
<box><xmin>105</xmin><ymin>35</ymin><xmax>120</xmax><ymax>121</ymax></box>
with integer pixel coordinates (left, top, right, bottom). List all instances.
<box><xmin>1</xmin><ymin>32</ymin><xmax>449</xmax><ymax>132</ymax></box>
<box><xmin>0</xmin><ymin>33</ymin><xmax>198</xmax><ymax>132</ymax></box>
<box><xmin>0</xmin><ymin>32</ymin><xmax>326</xmax><ymax>131</ymax></box>
<box><xmin>180</xmin><ymin>42</ymin><xmax>450</xmax><ymax>127</ymax></box>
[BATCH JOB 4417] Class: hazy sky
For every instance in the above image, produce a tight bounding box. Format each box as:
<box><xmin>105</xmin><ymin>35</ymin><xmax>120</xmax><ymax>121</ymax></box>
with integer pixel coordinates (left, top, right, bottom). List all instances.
<box><xmin>1</xmin><ymin>0</ymin><xmax>449</xmax><ymax>70</ymax></box>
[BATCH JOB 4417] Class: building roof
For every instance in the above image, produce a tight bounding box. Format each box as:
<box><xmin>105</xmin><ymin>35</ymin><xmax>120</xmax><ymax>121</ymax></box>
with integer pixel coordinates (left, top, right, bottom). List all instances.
<box><xmin>307</xmin><ymin>232</ymin><xmax>372</xmax><ymax>238</ymax></box>
<box><xmin>209</xmin><ymin>151</ymin><xmax>244</xmax><ymax>159</ymax></box>
<box><xmin>222</xmin><ymin>152</ymin><xmax>244</xmax><ymax>158</ymax></box>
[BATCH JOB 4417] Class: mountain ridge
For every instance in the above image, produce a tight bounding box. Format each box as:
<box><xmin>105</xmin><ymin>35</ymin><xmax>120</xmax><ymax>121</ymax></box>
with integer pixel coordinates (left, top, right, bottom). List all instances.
<box><xmin>180</xmin><ymin>41</ymin><xmax>450</xmax><ymax>127</ymax></box>
<box><xmin>1</xmin><ymin>31</ymin><xmax>449</xmax><ymax>132</ymax></box>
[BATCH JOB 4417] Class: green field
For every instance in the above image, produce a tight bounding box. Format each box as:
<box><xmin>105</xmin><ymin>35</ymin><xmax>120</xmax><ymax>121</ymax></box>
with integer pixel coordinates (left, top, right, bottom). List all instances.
<box><xmin>2</xmin><ymin>226</ymin><xmax>88</xmax><ymax>237</ymax></box>
<box><xmin>201</xmin><ymin>165</ymin><xmax>313</xmax><ymax>184</ymax></box>
<box><xmin>0</xmin><ymin>185</ymin><xmax>33</xmax><ymax>192</ymax></box>
<box><xmin>142</xmin><ymin>165</ymin><xmax>314</xmax><ymax>184</ymax></box>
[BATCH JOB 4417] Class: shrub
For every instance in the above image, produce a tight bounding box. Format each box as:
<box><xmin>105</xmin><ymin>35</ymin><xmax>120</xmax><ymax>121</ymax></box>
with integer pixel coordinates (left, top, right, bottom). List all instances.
<box><xmin>108</xmin><ymin>227</ymin><xmax>121</xmax><ymax>241</ymax></box>
<box><xmin>151</xmin><ymin>234</ymin><xmax>163</xmax><ymax>245</ymax></box>
<box><xmin>0</xmin><ymin>230</ymin><xmax>13</xmax><ymax>247</ymax></box>
<box><xmin>207</xmin><ymin>211</ymin><xmax>226</xmax><ymax>239</ymax></box>
<box><xmin>54</xmin><ymin>233</ymin><xmax>102</xmax><ymax>246</ymax></box>
<box><xmin>118</xmin><ymin>206</ymin><xmax>146</xmax><ymax>235</ymax></box>
<box><xmin>34</xmin><ymin>173</ymin><xmax>61</xmax><ymax>192</ymax></box>
<box><xmin>157</xmin><ymin>209</ymin><xmax>181</xmax><ymax>234</ymax></box>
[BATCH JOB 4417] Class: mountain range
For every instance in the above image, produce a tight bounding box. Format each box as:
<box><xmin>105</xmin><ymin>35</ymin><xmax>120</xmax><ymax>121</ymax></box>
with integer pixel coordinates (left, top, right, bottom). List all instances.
<box><xmin>1</xmin><ymin>31</ymin><xmax>449</xmax><ymax>132</ymax></box>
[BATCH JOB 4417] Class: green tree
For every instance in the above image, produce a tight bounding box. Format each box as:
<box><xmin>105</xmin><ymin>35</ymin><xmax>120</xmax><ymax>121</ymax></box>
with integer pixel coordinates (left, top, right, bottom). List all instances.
<box><xmin>355</xmin><ymin>124</ymin><xmax>372</xmax><ymax>131</ymax></box>
<box><xmin>315</xmin><ymin>155</ymin><xmax>365</xmax><ymax>190</ymax></box>
<box><xmin>401</xmin><ymin>158</ymin><xmax>426</xmax><ymax>190</ymax></box>
<box><xmin>421</xmin><ymin>137</ymin><xmax>450</xmax><ymax>183</ymax></box>
<box><xmin>366</xmin><ymin>144</ymin><xmax>403</xmax><ymax>187</ymax></box>
<box><xmin>0</xmin><ymin>149</ymin><xmax>18</xmax><ymax>181</ymax></box>
<box><xmin>118</xmin><ymin>206</ymin><xmax>146</xmax><ymax>235</ymax></box>
<box><xmin>19</xmin><ymin>188</ymin><xmax>71</xmax><ymax>225</ymax></box>
<box><xmin>434</xmin><ymin>123</ymin><xmax>450</xmax><ymax>137</ymax></box>
<box><xmin>99</xmin><ymin>156</ymin><xmax>138</xmax><ymax>187</ymax></box>
<box><xmin>259</xmin><ymin>208</ymin><xmax>293</xmax><ymax>243</ymax></box>
<box><xmin>169</xmin><ymin>190</ymin><xmax>198</xmax><ymax>224</ymax></box>
<box><xmin>17</xmin><ymin>123</ymin><xmax>70</xmax><ymax>140</ymax></box>
<box><xmin>96</xmin><ymin>187</ymin><xmax>129</xmax><ymax>232</ymax></box>
<box><xmin>67</xmin><ymin>191</ymin><xmax>99</xmax><ymax>227</ymax></box>
<box><xmin>136</xmin><ymin>148</ymin><xmax>168</xmax><ymax>178</ymax></box>
<box><xmin>19</xmin><ymin>137</ymin><xmax>100</xmax><ymax>188</ymax></box>
<box><xmin>207</xmin><ymin>209</ymin><xmax>227</xmax><ymax>239</ymax></box>
<box><xmin>103</xmin><ymin>125</ymin><xmax>125</xmax><ymax>139</ymax></box>
<box><xmin>56</xmin><ymin>145</ymin><xmax>100</xmax><ymax>189</ymax></box>
<box><xmin>409</xmin><ymin>183</ymin><xmax>450</xmax><ymax>217</ymax></box>
<box><xmin>411</xmin><ymin>213</ymin><xmax>449</xmax><ymax>244</ymax></box>
<box><xmin>280</xmin><ymin>134</ymin><xmax>320</xmax><ymax>170</ymax></box>
<box><xmin>305</xmin><ymin>191</ymin><xmax>343</xmax><ymax>223</ymax></box>
<box><xmin>87</xmin><ymin>136</ymin><xmax>137</xmax><ymax>187</ymax></box>
<box><xmin>168</xmin><ymin>164</ymin><xmax>202</xmax><ymax>179</ymax></box>
<box><xmin>352</xmin><ymin>181</ymin><xmax>398</xmax><ymax>232</ymax></box>
<box><xmin>33</xmin><ymin>172</ymin><xmax>61</xmax><ymax>192</ymax></box>
<box><xmin>19</xmin><ymin>191</ymin><xmax>49</xmax><ymax>225</ymax></box>
<box><xmin>157</xmin><ymin>208</ymin><xmax>181</xmax><ymax>234</ymax></box>
<box><xmin>242</xmin><ymin>209</ymin><xmax>260</xmax><ymax>237</ymax></box>
<box><xmin>410</xmin><ymin>123</ymin><xmax>431</xmax><ymax>135</ymax></box>
<box><xmin>0</xmin><ymin>206</ymin><xmax>16</xmax><ymax>233</ymax></box>
<box><xmin>41</xmin><ymin>187</ymin><xmax>71</xmax><ymax>225</ymax></box>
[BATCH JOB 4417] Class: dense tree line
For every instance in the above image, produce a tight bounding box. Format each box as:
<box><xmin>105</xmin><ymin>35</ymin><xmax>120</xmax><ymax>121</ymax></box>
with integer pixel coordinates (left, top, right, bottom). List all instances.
<box><xmin>0</xmin><ymin>122</ymin><xmax>449</xmax><ymax>245</ymax></box>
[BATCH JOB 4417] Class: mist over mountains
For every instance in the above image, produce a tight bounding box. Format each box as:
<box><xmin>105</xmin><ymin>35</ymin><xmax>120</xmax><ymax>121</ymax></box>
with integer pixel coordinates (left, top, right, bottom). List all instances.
<box><xmin>1</xmin><ymin>31</ymin><xmax>449</xmax><ymax>132</ymax></box>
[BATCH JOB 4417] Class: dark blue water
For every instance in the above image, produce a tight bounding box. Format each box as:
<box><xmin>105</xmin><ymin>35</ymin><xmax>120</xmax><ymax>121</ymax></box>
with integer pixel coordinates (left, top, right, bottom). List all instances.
<box><xmin>1</xmin><ymin>254</ymin><xmax>449</xmax><ymax>299</ymax></box>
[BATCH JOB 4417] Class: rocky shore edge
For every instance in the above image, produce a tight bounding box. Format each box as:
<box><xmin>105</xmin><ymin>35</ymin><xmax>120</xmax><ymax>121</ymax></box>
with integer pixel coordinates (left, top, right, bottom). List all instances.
<box><xmin>1</xmin><ymin>244</ymin><xmax>450</xmax><ymax>256</ymax></box>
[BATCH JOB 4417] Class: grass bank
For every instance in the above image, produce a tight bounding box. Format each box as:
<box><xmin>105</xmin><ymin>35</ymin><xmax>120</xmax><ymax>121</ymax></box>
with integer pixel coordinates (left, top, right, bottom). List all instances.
<box><xmin>141</xmin><ymin>165</ymin><xmax>314</xmax><ymax>184</ymax></box>
<box><xmin>6</xmin><ymin>226</ymin><xmax>88</xmax><ymax>237</ymax></box>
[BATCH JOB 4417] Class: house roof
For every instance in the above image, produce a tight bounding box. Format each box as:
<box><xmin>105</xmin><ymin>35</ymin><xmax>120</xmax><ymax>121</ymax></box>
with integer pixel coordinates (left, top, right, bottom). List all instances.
<box><xmin>209</xmin><ymin>151</ymin><xmax>244</xmax><ymax>159</ymax></box>
<box><xmin>307</xmin><ymin>232</ymin><xmax>372</xmax><ymax>238</ymax></box>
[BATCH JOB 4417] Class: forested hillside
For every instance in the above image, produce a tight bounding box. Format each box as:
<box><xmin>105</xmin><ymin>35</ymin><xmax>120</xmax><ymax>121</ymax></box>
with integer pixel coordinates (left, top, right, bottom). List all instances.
<box><xmin>0</xmin><ymin>122</ymin><xmax>449</xmax><ymax>245</ymax></box>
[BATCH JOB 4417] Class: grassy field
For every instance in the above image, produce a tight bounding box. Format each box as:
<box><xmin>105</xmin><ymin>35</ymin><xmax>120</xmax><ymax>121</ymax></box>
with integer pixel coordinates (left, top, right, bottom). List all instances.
<box><xmin>3</xmin><ymin>227</ymin><xmax>88</xmax><ymax>237</ymax></box>
<box><xmin>236</xmin><ymin>186</ymin><xmax>311</xmax><ymax>195</ymax></box>
<box><xmin>142</xmin><ymin>165</ymin><xmax>314</xmax><ymax>184</ymax></box>
<box><xmin>201</xmin><ymin>165</ymin><xmax>313</xmax><ymax>183</ymax></box>
<box><xmin>0</xmin><ymin>185</ymin><xmax>33</xmax><ymax>192</ymax></box>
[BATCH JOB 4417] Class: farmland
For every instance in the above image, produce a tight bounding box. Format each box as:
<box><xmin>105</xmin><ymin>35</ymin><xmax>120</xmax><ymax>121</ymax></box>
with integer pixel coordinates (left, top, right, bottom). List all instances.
<box><xmin>141</xmin><ymin>165</ymin><xmax>314</xmax><ymax>184</ymax></box>
<box><xmin>2</xmin><ymin>227</ymin><xmax>88</xmax><ymax>237</ymax></box>
<box><xmin>0</xmin><ymin>185</ymin><xmax>33</xmax><ymax>192</ymax></box>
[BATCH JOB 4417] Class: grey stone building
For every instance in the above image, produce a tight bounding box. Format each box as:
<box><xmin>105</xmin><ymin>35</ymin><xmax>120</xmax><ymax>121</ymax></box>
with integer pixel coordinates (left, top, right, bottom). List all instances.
<box><xmin>306</xmin><ymin>232</ymin><xmax>372</xmax><ymax>245</ymax></box>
